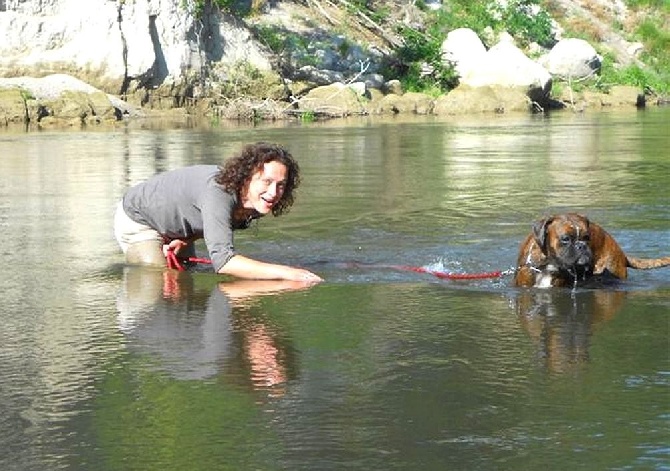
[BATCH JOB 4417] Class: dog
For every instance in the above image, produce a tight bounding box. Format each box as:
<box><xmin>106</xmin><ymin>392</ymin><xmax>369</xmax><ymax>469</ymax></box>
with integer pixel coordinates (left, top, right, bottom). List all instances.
<box><xmin>514</xmin><ymin>213</ymin><xmax>670</xmax><ymax>288</ymax></box>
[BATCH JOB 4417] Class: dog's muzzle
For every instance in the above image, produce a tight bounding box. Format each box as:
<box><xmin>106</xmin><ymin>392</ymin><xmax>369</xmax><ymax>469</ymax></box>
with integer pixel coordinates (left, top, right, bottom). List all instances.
<box><xmin>574</xmin><ymin>241</ymin><xmax>592</xmax><ymax>266</ymax></box>
<box><xmin>557</xmin><ymin>241</ymin><xmax>592</xmax><ymax>272</ymax></box>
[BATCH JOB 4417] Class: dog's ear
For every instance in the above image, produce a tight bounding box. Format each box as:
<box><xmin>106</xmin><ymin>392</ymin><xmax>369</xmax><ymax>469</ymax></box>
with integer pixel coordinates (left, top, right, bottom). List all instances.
<box><xmin>532</xmin><ymin>216</ymin><xmax>554</xmax><ymax>252</ymax></box>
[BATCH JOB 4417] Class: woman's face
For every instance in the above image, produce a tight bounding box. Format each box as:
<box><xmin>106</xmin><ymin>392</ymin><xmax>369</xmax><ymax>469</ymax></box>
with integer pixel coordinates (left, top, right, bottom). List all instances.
<box><xmin>241</xmin><ymin>160</ymin><xmax>288</xmax><ymax>215</ymax></box>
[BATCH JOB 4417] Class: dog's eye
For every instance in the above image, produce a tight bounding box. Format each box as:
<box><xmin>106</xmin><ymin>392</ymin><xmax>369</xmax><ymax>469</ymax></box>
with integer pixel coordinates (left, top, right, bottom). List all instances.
<box><xmin>560</xmin><ymin>235</ymin><xmax>571</xmax><ymax>244</ymax></box>
<box><xmin>582</xmin><ymin>235</ymin><xmax>590</xmax><ymax>242</ymax></box>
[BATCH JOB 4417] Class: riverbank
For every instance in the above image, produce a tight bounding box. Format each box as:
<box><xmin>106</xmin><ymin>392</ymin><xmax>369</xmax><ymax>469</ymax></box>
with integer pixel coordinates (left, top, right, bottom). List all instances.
<box><xmin>1</xmin><ymin>0</ymin><xmax>668</xmax><ymax>129</ymax></box>
<box><xmin>0</xmin><ymin>72</ymin><xmax>657</xmax><ymax>130</ymax></box>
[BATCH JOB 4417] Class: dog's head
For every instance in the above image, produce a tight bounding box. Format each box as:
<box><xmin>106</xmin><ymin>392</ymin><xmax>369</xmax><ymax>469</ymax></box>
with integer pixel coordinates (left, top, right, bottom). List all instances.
<box><xmin>532</xmin><ymin>213</ymin><xmax>594</xmax><ymax>274</ymax></box>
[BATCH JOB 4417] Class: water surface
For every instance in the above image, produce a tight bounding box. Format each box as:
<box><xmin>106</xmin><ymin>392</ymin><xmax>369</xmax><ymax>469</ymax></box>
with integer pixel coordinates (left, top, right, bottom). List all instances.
<box><xmin>0</xmin><ymin>109</ymin><xmax>668</xmax><ymax>470</ymax></box>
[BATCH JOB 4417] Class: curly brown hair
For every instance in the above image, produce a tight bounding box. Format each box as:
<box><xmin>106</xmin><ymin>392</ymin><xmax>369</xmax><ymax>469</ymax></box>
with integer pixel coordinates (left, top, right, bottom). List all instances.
<box><xmin>215</xmin><ymin>142</ymin><xmax>301</xmax><ymax>216</ymax></box>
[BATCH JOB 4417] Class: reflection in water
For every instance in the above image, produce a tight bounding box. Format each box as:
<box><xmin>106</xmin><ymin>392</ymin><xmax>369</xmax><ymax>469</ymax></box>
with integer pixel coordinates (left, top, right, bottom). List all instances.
<box><xmin>116</xmin><ymin>267</ymin><xmax>313</xmax><ymax>394</ymax></box>
<box><xmin>510</xmin><ymin>289</ymin><xmax>627</xmax><ymax>373</ymax></box>
<box><xmin>0</xmin><ymin>110</ymin><xmax>668</xmax><ymax>470</ymax></box>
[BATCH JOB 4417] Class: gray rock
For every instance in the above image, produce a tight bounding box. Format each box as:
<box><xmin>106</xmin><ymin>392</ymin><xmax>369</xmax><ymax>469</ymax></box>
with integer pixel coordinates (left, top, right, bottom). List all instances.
<box><xmin>539</xmin><ymin>38</ymin><xmax>602</xmax><ymax>81</ymax></box>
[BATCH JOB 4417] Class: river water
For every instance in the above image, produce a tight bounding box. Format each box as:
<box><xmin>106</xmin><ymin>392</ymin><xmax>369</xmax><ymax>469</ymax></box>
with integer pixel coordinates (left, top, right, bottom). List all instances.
<box><xmin>0</xmin><ymin>108</ymin><xmax>668</xmax><ymax>470</ymax></box>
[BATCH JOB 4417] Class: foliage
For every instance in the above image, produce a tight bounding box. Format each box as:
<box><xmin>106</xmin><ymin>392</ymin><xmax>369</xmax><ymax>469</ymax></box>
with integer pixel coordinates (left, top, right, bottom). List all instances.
<box><xmin>556</xmin><ymin>1</ymin><xmax>670</xmax><ymax>96</ymax></box>
<box><xmin>550</xmin><ymin>80</ymin><xmax>563</xmax><ymax>98</ymax></box>
<box><xmin>624</xmin><ymin>0</ymin><xmax>670</xmax><ymax>11</ymax></box>
<box><xmin>197</xmin><ymin>0</ymin><xmax>669</xmax><ymax>100</ymax></box>
<box><xmin>182</xmin><ymin>0</ymin><xmax>247</xmax><ymax>17</ymax></box>
<box><xmin>636</xmin><ymin>18</ymin><xmax>670</xmax><ymax>69</ymax></box>
<box><xmin>500</xmin><ymin>1</ymin><xmax>554</xmax><ymax>47</ymax></box>
<box><xmin>428</xmin><ymin>0</ymin><xmax>554</xmax><ymax>47</ymax></box>
<box><xmin>598</xmin><ymin>53</ymin><xmax>670</xmax><ymax>95</ymax></box>
<box><xmin>367</xmin><ymin>4</ymin><xmax>392</xmax><ymax>24</ymax></box>
<box><xmin>20</xmin><ymin>90</ymin><xmax>35</xmax><ymax>101</ymax></box>
<box><xmin>382</xmin><ymin>25</ymin><xmax>459</xmax><ymax>93</ymax></box>
<box><xmin>546</xmin><ymin>0</ymin><xmax>669</xmax><ymax>96</ymax></box>
<box><xmin>559</xmin><ymin>51</ymin><xmax>669</xmax><ymax>97</ymax></box>
<box><xmin>253</xmin><ymin>24</ymin><xmax>288</xmax><ymax>54</ymax></box>
<box><xmin>253</xmin><ymin>24</ymin><xmax>312</xmax><ymax>57</ymax></box>
<box><xmin>379</xmin><ymin>0</ymin><xmax>553</xmax><ymax>93</ymax></box>
<box><xmin>435</xmin><ymin>1</ymin><xmax>493</xmax><ymax>36</ymax></box>
<box><xmin>299</xmin><ymin>110</ymin><xmax>316</xmax><ymax>123</ymax></box>
<box><xmin>623</xmin><ymin>2</ymin><xmax>669</xmax><ymax>94</ymax></box>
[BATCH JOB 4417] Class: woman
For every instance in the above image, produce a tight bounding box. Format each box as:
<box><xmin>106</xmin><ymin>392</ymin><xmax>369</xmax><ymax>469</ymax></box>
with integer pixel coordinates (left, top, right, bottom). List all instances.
<box><xmin>114</xmin><ymin>142</ymin><xmax>323</xmax><ymax>282</ymax></box>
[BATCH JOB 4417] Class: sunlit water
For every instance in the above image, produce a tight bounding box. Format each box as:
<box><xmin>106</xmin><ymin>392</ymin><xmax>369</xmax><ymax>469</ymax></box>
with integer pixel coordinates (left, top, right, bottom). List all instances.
<box><xmin>0</xmin><ymin>109</ymin><xmax>668</xmax><ymax>471</ymax></box>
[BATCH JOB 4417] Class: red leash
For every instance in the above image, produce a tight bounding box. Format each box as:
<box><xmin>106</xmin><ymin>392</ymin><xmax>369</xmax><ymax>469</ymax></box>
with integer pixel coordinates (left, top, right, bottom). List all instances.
<box><xmin>165</xmin><ymin>250</ymin><xmax>509</xmax><ymax>280</ymax></box>
<box><xmin>165</xmin><ymin>248</ymin><xmax>212</xmax><ymax>271</ymax></box>
<box><xmin>165</xmin><ymin>247</ymin><xmax>510</xmax><ymax>280</ymax></box>
<box><xmin>392</xmin><ymin>264</ymin><xmax>507</xmax><ymax>280</ymax></box>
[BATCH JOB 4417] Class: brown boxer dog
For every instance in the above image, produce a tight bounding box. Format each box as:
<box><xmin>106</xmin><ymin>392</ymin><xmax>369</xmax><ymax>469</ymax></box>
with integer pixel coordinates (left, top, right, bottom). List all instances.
<box><xmin>514</xmin><ymin>213</ymin><xmax>670</xmax><ymax>288</ymax></box>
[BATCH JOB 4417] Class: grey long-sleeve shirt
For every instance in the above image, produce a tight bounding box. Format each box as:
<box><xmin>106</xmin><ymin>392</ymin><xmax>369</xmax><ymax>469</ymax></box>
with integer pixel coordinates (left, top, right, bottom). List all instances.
<box><xmin>122</xmin><ymin>165</ymin><xmax>255</xmax><ymax>271</ymax></box>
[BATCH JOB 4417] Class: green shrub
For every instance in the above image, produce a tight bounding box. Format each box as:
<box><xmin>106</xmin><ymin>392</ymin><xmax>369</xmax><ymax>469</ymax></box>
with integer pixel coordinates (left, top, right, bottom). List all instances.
<box><xmin>618</xmin><ymin>2</ymin><xmax>669</xmax><ymax>95</ymax></box>
<box><xmin>429</xmin><ymin>0</ymin><xmax>553</xmax><ymax>47</ymax></box>
<box><xmin>383</xmin><ymin>25</ymin><xmax>458</xmax><ymax>93</ymax></box>
<box><xmin>596</xmin><ymin>53</ymin><xmax>669</xmax><ymax>95</ymax></box>
<box><xmin>636</xmin><ymin>19</ymin><xmax>670</xmax><ymax>69</ymax></box>
<box><xmin>253</xmin><ymin>25</ymin><xmax>287</xmax><ymax>54</ymax></box>
<box><xmin>183</xmin><ymin>0</ymin><xmax>246</xmax><ymax>17</ymax></box>
<box><xmin>500</xmin><ymin>1</ymin><xmax>554</xmax><ymax>47</ymax></box>
<box><xmin>299</xmin><ymin>110</ymin><xmax>315</xmax><ymax>123</ymax></box>
<box><xmin>625</xmin><ymin>0</ymin><xmax>670</xmax><ymax>12</ymax></box>
<box><xmin>435</xmin><ymin>2</ymin><xmax>494</xmax><ymax>38</ymax></box>
<box><xmin>252</xmin><ymin>25</ymin><xmax>311</xmax><ymax>57</ymax></box>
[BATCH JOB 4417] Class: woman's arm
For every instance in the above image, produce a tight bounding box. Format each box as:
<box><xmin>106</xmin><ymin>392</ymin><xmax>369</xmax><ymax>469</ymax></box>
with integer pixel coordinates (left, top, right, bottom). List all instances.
<box><xmin>218</xmin><ymin>279</ymin><xmax>316</xmax><ymax>300</ymax></box>
<box><xmin>218</xmin><ymin>254</ymin><xmax>323</xmax><ymax>282</ymax></box>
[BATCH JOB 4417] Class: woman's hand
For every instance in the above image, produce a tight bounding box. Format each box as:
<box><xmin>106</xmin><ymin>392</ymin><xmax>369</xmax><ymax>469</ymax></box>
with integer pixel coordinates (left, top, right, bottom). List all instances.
<box><xmin>162</xmin><ymin>239</ymin><xmax>189</xmax><ymax>256</ymax></box>
<box><xmin>282</xmin><ymin>267</ymin><xmax>324</xmax><ymax>282</ymax></box>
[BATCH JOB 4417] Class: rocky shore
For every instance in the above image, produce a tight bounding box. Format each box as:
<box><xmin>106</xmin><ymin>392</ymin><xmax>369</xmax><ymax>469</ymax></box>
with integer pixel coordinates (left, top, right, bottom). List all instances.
<box><xmin>0</xmin><ymin>0</ymin><xmax>664</xmax><ymax>128</ymax></box>
<box><xmin>0</xmin><ymin>71</ymin><xmax>652</xmax><ymax>129</ymax></box>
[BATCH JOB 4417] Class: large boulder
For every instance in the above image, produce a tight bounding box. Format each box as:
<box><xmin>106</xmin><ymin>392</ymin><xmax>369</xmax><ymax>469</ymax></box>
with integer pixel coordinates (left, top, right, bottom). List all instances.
<box><xmin>458</xmin><ymin>37</ymin><xmax>552</xmax><ymax>107</ymax></box>
<box><xmin>0</xmin><ymin>88</ymin><xmax>28</xmax><ymax>124</ymax></box>
<box><xmin>0</xmin><ymin>0</ymin><xmax>271</xmax><ymax>95</ymax></box>
<box><xmin>440</xmin><ymin>28</ymin><xmax>488</xmax><ymax>80</ymax></box>
<box><xmin>374</xmin><ymin>92</ymin><xmax>434</xmax><ymax>115</ymax></box>
<box><xmin>39</xmin><ymin>90</ymin><xmax>118</xmax><ymax>124</ymax></box>
<box><xmin>298</xmin><ymin>83</ymin><xmax>370</xmax><ymax>117</ymax></box>
<box><xmin>0</xmin><ymin>74</ymin><xmax>131</xmax><ymax>125</ymax></box>
<box><xmin>433</xmin><ymin>85</ymin><xmax>532</xmax><ymax>115</ymax></box>
<box><xmin>539</xmin><ymin>38</ymin><xmax>602</xmax><ymax>81</ymax></box>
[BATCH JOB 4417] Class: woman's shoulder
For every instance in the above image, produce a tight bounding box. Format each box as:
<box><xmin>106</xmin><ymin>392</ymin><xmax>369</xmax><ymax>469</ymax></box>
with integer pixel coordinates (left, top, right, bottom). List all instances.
<box><xmin>182</xmin><ymin>164</ymin><xmax>220</xmax><ymax>177</ymax></box>
<box><xmin>202</xmin><ymin>172</ymin><xmax>236</xmax><ymax>202</ymax></box>
<box><xmin>141</xmin><ymin>164</ymin><xmax>219</xmax><ymax>182</ymax></box>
